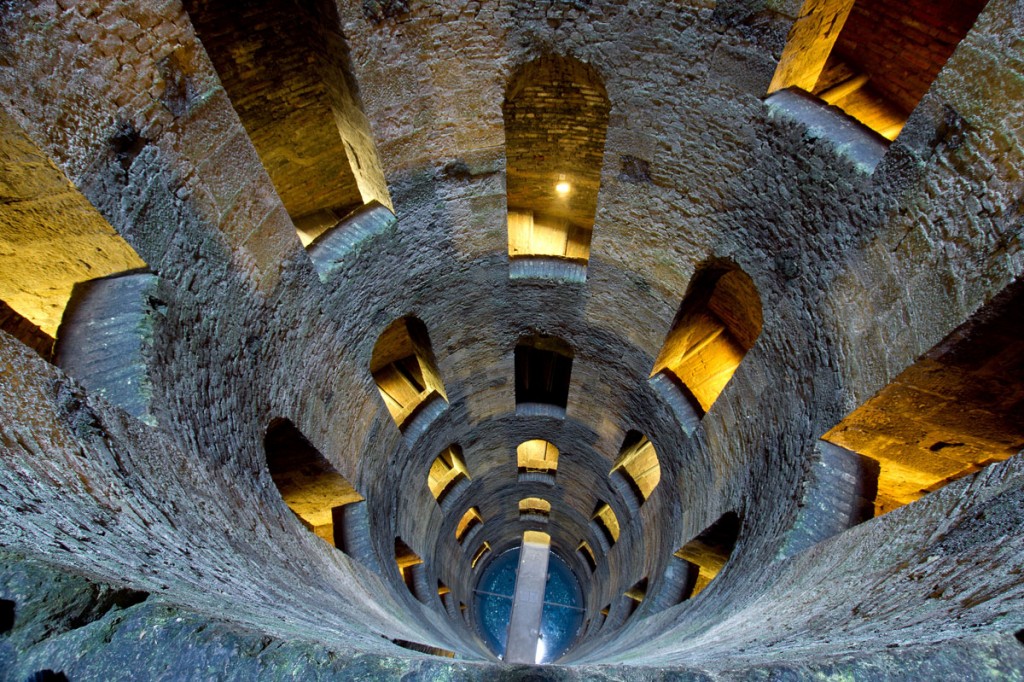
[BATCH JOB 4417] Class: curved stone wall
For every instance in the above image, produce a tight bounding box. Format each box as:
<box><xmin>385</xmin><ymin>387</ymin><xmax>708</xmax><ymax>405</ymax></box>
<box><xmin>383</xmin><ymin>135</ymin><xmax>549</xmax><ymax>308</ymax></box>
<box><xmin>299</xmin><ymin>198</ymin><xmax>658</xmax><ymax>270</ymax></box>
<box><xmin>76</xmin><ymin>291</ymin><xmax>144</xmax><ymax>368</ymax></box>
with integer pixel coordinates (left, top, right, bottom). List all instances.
<box><xmin>0</xmin><ymin>0</ymin><xmax>1022</xmax><ymax>678</ymax></box>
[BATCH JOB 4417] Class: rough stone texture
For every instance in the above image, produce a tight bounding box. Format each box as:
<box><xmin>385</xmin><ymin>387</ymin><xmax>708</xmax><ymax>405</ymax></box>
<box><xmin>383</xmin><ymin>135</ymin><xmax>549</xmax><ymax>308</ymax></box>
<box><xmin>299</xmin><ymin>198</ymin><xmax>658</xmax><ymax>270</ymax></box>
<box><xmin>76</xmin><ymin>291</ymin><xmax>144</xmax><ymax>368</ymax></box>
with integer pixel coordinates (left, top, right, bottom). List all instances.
<box><xmin>182</xmin><ymin>0</ymin><xmax>364</xmax><ymax>221</ymax></box>
<box><xmin>54</xmin><ymin>271</ymin><xmax>160</xmax><ymax>426</ymax></box>
<box><xmin>0</xmin><ymin>300</ymin><xmax>52</xmax><ymax>360</ymax></box>
<box><xmin>833</xmin><ymin>0</ymin><xmax>990</xmax><ymax>116</ymax></box>
<box><xmin>0</xmin><ymin>0</ymin><xmax>1021</xmax><ymax>679</ymax></box>
<box><xmin>0</xmin><ymin>108</ymin><xmax>147</xmax><ymax>335</ymax></box>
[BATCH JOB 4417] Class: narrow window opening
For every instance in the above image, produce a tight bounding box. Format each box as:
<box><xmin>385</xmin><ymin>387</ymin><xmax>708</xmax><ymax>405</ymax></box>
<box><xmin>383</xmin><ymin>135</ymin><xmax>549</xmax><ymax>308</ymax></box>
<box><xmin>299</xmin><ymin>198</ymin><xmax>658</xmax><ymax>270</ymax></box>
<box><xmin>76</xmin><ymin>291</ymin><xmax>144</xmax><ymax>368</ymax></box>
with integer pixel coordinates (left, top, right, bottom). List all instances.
<box><xmin>610</xmin><ymin>431</ymin><xmax>661</xmax><ymax>512</ymax></box>
<box><xmin>471</xmin><ymin>541</ymin><xmax>492</xmax><ymax>570</ymax></box>
<box><xmin>767</xmin><ymin>0</ymin><xmax>989</xmax><ymax>142</ymax></box>
<box><xmin>504</xmin><ymin>56</ymin><xmax>609</xmax><ymax>281</ymax></box>
<box><xmin>821</xmin><ymin>277</ymin><xmax>1024</xmax><ymax>517</ymax></box>
<box><xmin>390</xmin><ymin>638</ymin><xmax>456</xmax><ymax>658</ymax></box>
<box><xmin>674</xmin><ymin>512</ymin><xmax>740</xmax><ymax>599</ymax></box>
<box><xmin>577</xmin><ymin>540</ymin><xmax>597</xmax><ymax>572</ymax></box>
<box><xmin>590</xmin><ymin>502</ymin><xmax>620</xmax><ymax>550</ymax></box>
<box><xmin>518</xmin><ymin>497</ymin><xmax>551</xmax><ymax>523</ymax></box>
<box><xmin>371</xmin><ymin>316</ymin><xmax>448</xmax><ymax>432</ymax></box>
<box><xmin>428</xmin><ymin>444</ymin><xmax>471</xmax><ymax>509</ymax></box>
<box><xmin>0</xmin><ymin>599</ymin><xmax>14</xmax><ymax>634</ymax></box>
<box><xmin>517</xmin><ymin>439</ymin><xmax>559</xmax><ymax>484</ymax></box>
<box><xmin>651</xmin><ymin>262</ymin><xmax>762</xmax><ymax>434</ymax></box>
<box><xmin>395</xmin><ymin>537</ymin><xmax>427</xmax><ymax>602</ymax></box>
<box><xmin>263</xmin><ymin>419</ymin><xmax>364</xmax><ymax>549</ymax></box>
<box><xmin>515</xmin><ymin>335</ymin><xmax>573</xmax><ymax>416</ymax></box>
<box><xmin>455</xmin><ymin>507</ymin><xmax>484</xmax><ymax>544</ymax></box>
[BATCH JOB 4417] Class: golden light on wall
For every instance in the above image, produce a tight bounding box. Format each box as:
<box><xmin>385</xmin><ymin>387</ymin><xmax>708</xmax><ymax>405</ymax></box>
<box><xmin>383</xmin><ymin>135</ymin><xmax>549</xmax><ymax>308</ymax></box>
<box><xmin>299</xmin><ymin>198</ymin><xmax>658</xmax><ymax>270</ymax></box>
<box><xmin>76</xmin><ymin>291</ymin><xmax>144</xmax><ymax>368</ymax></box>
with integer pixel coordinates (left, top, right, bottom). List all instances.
<box><xmin>652</xmin><ymin>263</ymin><xmax>762</xmax><ymax>416</ymax></box>
<box><xmin>263</xmin><ymin>419</ymin><xmax>364</xmax><ymax>546</ymax></box>
<box><xmin>455</xmin><ymin>507</ymin><xmax>484</xmax><ymax>543</ymax></box>
<box><xmin>611</xmin><ymin>432</ymin><xmax>661</xmax><ymax>504</ymax></box>
<box><xmin>370</xmin><ymin>316</ymin><xmax>448</xmax><ymax>428</ymax></box>
<box><xmin>555</xmin><ymin>176</ymin><xmax>571</xmax><ymax>196</ymax></box>
<box><xmin>0</xmin><ymin>108</ymin><xmax>146</xmax><ymax>337</ymax></box>
<box><xmin>820</xmin><ymin>277</ymin><xmax>1024</xmax><ymax>516</ymax></box>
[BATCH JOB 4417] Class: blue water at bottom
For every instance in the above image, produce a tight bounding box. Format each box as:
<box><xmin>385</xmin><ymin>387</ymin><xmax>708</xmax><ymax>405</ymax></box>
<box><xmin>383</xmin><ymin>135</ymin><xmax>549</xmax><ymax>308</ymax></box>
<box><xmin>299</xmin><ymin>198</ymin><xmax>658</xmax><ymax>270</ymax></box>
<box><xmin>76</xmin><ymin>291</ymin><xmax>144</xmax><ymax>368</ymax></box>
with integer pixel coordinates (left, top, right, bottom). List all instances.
<box><xmin>474</xmin><ymin>547</ymin><xmax>584</xmax><ymax>663</ymax></box>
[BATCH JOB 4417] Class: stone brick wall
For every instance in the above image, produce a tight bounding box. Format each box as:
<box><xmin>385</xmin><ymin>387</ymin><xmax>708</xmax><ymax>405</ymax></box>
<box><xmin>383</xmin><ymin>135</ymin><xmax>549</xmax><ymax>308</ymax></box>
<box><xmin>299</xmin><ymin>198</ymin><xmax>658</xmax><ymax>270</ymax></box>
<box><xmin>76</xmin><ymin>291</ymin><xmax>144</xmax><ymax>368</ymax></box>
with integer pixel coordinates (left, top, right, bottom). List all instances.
<box><xmin>504</xmin><ymin>56</ymin><xmax>610</xmax><ymax>231</ymax></box>
<box><xmin>0</xmin><ymin>0</ymin><xmax>1021</xmax><ymax>678</ymax></box>
<box><xmin>833</xmin><ymin>0</ymin><xmax>990</xmax><ymax>115</ymax></box>
<box><xmin>183</xmin><ymin>0</ymin><xmax>364</xmax><ymax>221</ymax></box>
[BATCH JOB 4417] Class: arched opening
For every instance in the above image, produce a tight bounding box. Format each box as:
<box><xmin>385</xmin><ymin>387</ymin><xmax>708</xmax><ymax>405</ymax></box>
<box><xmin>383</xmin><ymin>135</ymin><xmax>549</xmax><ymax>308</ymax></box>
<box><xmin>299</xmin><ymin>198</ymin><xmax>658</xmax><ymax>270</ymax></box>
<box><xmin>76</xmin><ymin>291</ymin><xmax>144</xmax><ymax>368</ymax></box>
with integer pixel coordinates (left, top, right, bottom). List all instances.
<box><xmin>182</xmin><ymin>0</ymin><xmax>391</xmax><ymax>244</ymax></box>
<box><xmin>674</xmin><ymin>512</ymin><xmax>740</xmax><ymax>599</ymax></box>
<box><xmin>515</xmin><ymin>335</ymin><xmax>573</xmax><ymax>416</ymax></box>
<box><xmin>651</xmin><ymin>262</ymin><xmax>762</xmax><ymax>434</ymax></box>
<box><xmin>395</xmin><ymin>537</ymin><xmax>427</xmax><ymax>602</ymax></box>
<box><xmin>609</xmin><ymin>431</ymin><xmax>661</xmax><ymax>513</ymax></box>
<box><xmin>767</xmin><ymin>0</ymin><xmax>990</xmax><ymax>141</ymax></box>
<box><xmin>622</xmin><ymin>577</ymin><xmax>648</xmax><ymax>620</ymax></box>
<box><xmin>0</xmin><ymin>108</ymin><xmax>147</xmax><ymax>358</ymax></box>
<box><xmin>437</xmin><ymin>580</ymin><xmax>452</xmax><ymax>612</ymax></box>
<box><xmin>517</xmin><ymin>439</ymin><xmax>559</xmax><ymax>484</ymax></box>
<box><xmin>576</xmin><ymin>540</ymin><xmax>597</xmax><ymax>573</ymax></box>
<box><xmin>590</xmin><ymin>502</ymin><xmax>620</xmax><ymax>551</ymax></box>
<box><xmin>428</xmin><ymin>445</ymin><xmax>471</xmax><ymax>510</ymax></box>
<box><xmin>455</xmin><ymin>507</ymin><xmax>484</xmax><ymax>545</ymax></box>
<box><xmin>504</xmin><ymin>56</ymin><xmax>610</xmax><ymax>281</ymax></box>
<box><xmin>371</xmin><ymin>316</ymin><xmax>448</xmax><ymax>432</ymax></box>
<box><xmin>518</xmin><ymin>497</ymin><xmax>551</xmax><ymax>523</ymax></box>
<box><xmin>263</xmin><ymin>419</ymin><xmax>364</xmax><ymax>549</ymax></box>
<box><xmin>821</xmin><ymin>277</ymin><xmax>1024</xmax><ymax>517</ymax></box>
<box><xmin>471</xmin><ymin>541</ymin><xmax>492</xmax><ymax>570</ymax></box>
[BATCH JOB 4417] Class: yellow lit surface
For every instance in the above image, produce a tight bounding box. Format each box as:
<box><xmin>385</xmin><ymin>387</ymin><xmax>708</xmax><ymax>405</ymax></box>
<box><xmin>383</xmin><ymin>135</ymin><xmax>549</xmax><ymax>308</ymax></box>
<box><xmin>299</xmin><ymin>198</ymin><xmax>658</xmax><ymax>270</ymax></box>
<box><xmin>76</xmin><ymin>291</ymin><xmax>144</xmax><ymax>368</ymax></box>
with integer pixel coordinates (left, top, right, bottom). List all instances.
<box><xmin>653</xmin><ymin>269</ymin><xmax>761</xmax><ymax>414</ymax></box>
<box><xmin>0</xmin><ymin>109</ymin><xmax>146</xmax><ymax>335</ymax></box>
<box><xmin>612</xmin><ymin>435</ymin><xmax>661</xmax><ymax>501</ymax></box>
<box><xmin>428</xmin><ymin>446</ymin><xmax>469</xmax><ymax>501</ymax></box>
<box><xmin>594</xmin><ymin>503</ymin><xmax>620</xmax><ymax>543</ymax></box>
<box><xmin>456</xmin><ymin>507</ymin><xmax>483</xmax><ymax>542</ymax></box>
<box><xmin>519</xmin><ymin>497</ymin><xmax>552</xmax><ymax>514</ymax></box>
<box><xmin>517</xmin><ymin>439</ymin><xmax>559</xmax><ymax>472</ymax></box>
<box><xmin>768</xmin><ymin>0</ymin><xmax>855</xmax><ymax>94</ymax></box>
<box><xmin>523</xmin><ymin>530</ymin><xmax>550</xmax><ymax>546</ymax></box>
<box><xmin>507</xmin><ymin>209</ymin><xmax>591</xmax><ymax>261</ymax></box>
<box><xmin>823</xmin><ymin>346</ymin><xmax>1023</xmax><ymax>517</ymax></box>
<box><xmin>689</xmin><ymin>570</ymin><xmax>713</xmax><ymax>598</ymax></box>
<box><xmin>471</xmin><ymin>541</ymin><xmax>491</xmax><ymax>569</ymax></box>
<box><xmin>275</xmin><ymin>469</ymin><xmax>363</xmax><ymax>533</ymax></box>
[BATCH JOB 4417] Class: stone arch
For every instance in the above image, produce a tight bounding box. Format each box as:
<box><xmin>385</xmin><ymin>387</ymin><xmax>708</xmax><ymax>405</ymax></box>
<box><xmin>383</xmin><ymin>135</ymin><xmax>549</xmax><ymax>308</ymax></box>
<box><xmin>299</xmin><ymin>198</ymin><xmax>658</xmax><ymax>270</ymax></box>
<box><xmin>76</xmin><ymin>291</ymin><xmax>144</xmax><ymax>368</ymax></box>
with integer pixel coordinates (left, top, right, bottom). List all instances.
<box><xmin>370</xmin><ymin>316</ymin><xmax>448</xmax><ymax>432</ymax></box>
<box><xmin>517</xmin><ymin>439</ymin><xmax>559</xmax><ymax>484</ymax></box>
<box><xmin>651</xmin><ymin>261</ymin><xmax>762</xmax><ymax>434</ymax></box>
<box><xmin>609</xmin><ymin>431</ymin><xmax>661</xmax><ymax>513</ymax></box>
<box><xmin>428</xmin><ymin>444</ymin><xmax>471</xmax><ymax>511</ymax></box>
<box><xmin>263</xmin><ymin>418</ymin><xmax>365</xmax><ymax>550</ymax></box>
<box><xmin>768</xmin><ymin>0</ymin><xmax>990</xmax><ymax>140</ymax></box>
<box><xmin>504</xmin><ymin>55</ymin><xmax>610</xmax><ymax>280</ymax></box>
<box><xmin>515</xmin><ymin>334</ymin><xmax>573</xmax><ymax>416</ymax></box>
